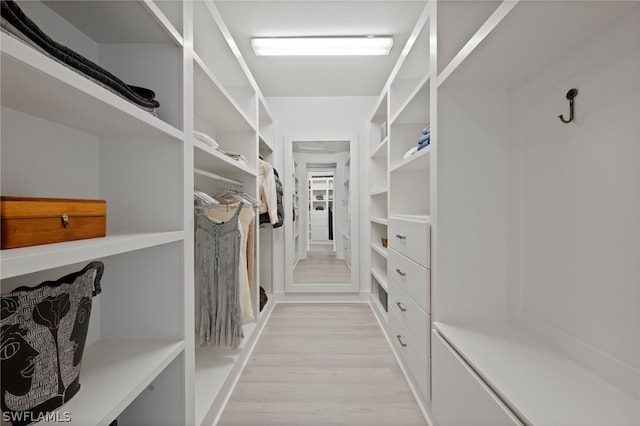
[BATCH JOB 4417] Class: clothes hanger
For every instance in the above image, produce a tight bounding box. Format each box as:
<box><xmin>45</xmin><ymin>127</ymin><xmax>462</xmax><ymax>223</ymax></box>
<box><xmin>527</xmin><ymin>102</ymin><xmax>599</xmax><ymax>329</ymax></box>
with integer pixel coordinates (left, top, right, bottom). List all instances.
<box><xmin>194</xmin><ymin>187</ymin><xmax>219</xmax><ymax>210</ymax></box>
<box><xmin>213</xmin><ymin>189</ymin><xmax>259</xmax><ymax>210</ymax></box>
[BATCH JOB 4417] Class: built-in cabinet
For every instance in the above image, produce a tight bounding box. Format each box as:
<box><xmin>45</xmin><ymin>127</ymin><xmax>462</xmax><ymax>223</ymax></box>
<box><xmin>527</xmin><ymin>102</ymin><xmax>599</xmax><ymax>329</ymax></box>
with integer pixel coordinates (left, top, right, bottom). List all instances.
<box><xmin>369</xmin><ymin>1</ymin><xmax>639</xmax><ymax>424</ymax></box>
<box><xmin>368</xmin><ymin>2</ymin><xmax>432</xmax><ymax>409</ymax></box>
<box><xmin>0</xmin><ymin>1</ymin><xmax>275</xmax><ymax>424</ymax></box>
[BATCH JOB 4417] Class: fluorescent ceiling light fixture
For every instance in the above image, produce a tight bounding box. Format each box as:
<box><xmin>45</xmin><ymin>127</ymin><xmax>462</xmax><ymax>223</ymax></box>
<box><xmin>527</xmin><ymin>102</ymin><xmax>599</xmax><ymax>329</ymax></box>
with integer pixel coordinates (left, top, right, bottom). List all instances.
<box><xmin>251</xmin><ymin>36</ymin><xmax>393</xmax><ymax>56</ymax></box>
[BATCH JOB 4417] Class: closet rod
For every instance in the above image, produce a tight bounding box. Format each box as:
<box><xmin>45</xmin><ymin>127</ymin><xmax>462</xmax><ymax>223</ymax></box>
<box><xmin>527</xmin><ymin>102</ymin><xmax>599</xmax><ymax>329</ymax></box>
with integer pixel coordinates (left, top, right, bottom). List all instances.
<box><xmin>194</xmin><ymin>168</ymin><xmax>243</xmax><ymax>186</ymax></box>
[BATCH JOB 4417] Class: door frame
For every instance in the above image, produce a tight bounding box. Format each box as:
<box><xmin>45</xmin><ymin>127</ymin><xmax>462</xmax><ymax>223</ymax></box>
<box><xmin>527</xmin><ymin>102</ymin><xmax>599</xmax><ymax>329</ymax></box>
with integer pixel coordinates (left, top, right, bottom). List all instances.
<box><xmin>284</xmin><ymin>132</ymin><xmax>359</xmax><ymax>293</ymax></box>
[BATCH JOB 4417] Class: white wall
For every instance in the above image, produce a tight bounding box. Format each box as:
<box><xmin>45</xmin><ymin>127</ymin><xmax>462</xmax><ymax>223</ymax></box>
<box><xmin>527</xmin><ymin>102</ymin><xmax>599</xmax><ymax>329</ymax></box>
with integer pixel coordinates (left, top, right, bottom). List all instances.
<box><xmin>267</xmin><ymin>96</ymin><xmax>376</xmax><ymax>296</ymax></box>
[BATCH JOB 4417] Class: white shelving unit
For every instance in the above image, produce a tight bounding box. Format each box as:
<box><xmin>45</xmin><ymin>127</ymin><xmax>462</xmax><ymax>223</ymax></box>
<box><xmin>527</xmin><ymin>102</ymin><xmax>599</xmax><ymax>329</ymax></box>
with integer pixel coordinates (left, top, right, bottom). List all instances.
<box><xmin>190</xmin><ymin>2</ymin><xmax>275</xmax><ymax>424</ymax></box>
<box><xmin>1</xmin><ymin>1</ymin><xmax>188</xmax><ymax>424</ymax></box>
<box><xmin>369</xmin><ymin>1</ymin><xmax>640</xmax><ymax>424</ymax></box>
<box><xmin>368</xmin><ymin>93</ymin><xmax>390</xmax><ymax>320</ymax></box>
<box><xmin>0</xmin><ymin>1</ymin><xmax>277</xmax><ymax>425</ymax></box>
<box><xmin>308</xmin><ymin>173</ymin><xmax>334</xmax><ymax>242</ymax></box>
<box><xmin>374</xmin><ymin>1</ymin><xmax>433</xmax><ymax>407</ymax></box>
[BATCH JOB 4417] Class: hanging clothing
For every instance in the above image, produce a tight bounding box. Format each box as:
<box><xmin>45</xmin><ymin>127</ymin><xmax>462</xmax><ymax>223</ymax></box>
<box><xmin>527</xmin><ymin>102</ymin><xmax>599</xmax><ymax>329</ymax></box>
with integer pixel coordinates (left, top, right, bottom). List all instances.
<box><xmin>204</xmin><ymin>201</ymin><xmax>255</xmax><ymax>324</ymax></box>
<box><xmin>260</xmin><ymin>166</ymin><xmax>285</xmax><ymax>227</ymax></box>
<box><xmin>195</xmin><ymin>202</ymin><xmax>244</xmax><ymax>349</ymax></box>
<box><xmin>272</xmin><ymin>168</ymin><xmax>284</xmax><ymax>228</ymax></box>
<box><xmin>258</xmin><ymin>159</ymin><xmax>279</xmax><ymax>225</ymax></box>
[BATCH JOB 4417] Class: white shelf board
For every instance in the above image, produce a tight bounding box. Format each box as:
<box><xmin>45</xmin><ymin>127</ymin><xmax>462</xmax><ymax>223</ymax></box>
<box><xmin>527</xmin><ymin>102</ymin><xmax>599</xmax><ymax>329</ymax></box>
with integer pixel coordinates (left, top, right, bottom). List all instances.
<box><xmin>370</xmin><ymin>187</ymin><xmax>389</xmax><ymax>196</ymax></box>
<box><xmin>435</xmin><ymin>0</ymin><xmax>502</xmax><ymax>76</ymax></box>
<box><xmin>434</xmin><ymin>322</ymin><xmax>639</xmax><ymax>426</ymax></box>
<box><xmin>259</xmin><ymin>133</ymin><xmax>274</xmax><ymax>153</ymax></box>
<box><xmin>1</xmin><ymin>231</ymin><xmax>184</xmax><ymax>279</ymax></box>
<box><xmin>369</xmin><ymin>90</ymin><xmax>388</xmax><ymax>123</ymax></box>
<box><xmin>370</xmin><ymin>267</ymin><xmax>389</xmax><ymax>292</ymax></box>
<box><xmin>42</xmin><ymin>0</ymin><xmax>182</xmax><ymax>45</ymax></box>
<box><xmin>140</xmin><ymin>0</ymin><xmax>184</xmax><ymax>46</ymax></box>
<box><xmin>438</xmin><ymin>1</ymin><xmax>634</xmax><ymax>87</ymax></box>
<box><xmin>370</xmin><ymin>217</ymin><xmax>388</xmax><ymax>226</ymax></box>
<box><xmin>193</xmin><ymin>54</ymin><xmax>256</xmax><ymax>133</ymax></box>
<box><xmin>41</xmin><ymin>340</ymin><xmax>184</xmax><ymax>426</ymax></box>
<box><xmin>390</xmin><ymin>74</ymin><xmax>430</xmax><ymax>125</ymax></box>
<box><xmin>390</xmin><ymin>145</ymin><xmax>431</xmax><ymax>173</ymax></box>
<box><xmin>0</xmin><ymin>33</ymin><xmax>183</xmax><ymax>140</ymax></box>
<box><xmin>370</xmin><ymin>137</ymin><xmax>389</xmax><ymax>159</ymax></box>
<box><xmin>370</xmin><ymin>243</ymin><xmax>388</xmax><ymax>259</ymax></box>
<box><xmin>389</xmin><ymin>213</ymin><xmax>431</xmax><ymax>223</ymax></box>
<box><xmin>195</xmin><ymin>323</ymin><xmax>257</xmax><ymax>424</ymax></box>
<box><xmin>258</xmin><ymin>96</ymin><xmax>274</xmax><ymax>126</ymax></box>
<box><xmin>194</xmin><ymin>139</ymin><xmax>257</xmax><ymax>180</ymax></box>
<box><xmin>195</xmin><ymin>298</ymin><xmax>274</xmax><ymax>426</ymax></box>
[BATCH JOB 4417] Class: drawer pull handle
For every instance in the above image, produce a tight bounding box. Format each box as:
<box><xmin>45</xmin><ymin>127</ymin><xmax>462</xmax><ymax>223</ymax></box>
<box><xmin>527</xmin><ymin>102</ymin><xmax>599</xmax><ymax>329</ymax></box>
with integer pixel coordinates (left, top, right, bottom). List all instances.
<box><xmin>61</xmin><ymin>213</ymin><xmax>70</xmax><ymax>228</ymax></box>
<box><xmin>396</xmin><ymin>335</ymin><xmax>407</xmax><ymax>347</ymax></box>
<box><xmin>395</xmin><ymin>268</ymin><xmax>406</xmax><ymax>277</ymax></box>
<box><xmin>396</xmin><ymin>302</ymin><xmax>407</xmax><ymax>312</ymax></box>
<box><xmin>396</xmin><ymin>234</ymin><xmax>407</xmax><ymax>240</ymax></box>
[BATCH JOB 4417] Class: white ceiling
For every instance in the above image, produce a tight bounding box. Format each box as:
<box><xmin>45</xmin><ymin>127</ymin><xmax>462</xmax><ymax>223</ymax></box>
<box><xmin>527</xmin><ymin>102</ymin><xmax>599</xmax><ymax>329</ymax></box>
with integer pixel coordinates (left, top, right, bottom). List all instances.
<box><xmin>215</xmin><ymin>1</ymin><xmax>427</xmax><ymax>97</ymax></box>
<box><xmin>293</xmin><ymin>140</ymin><xmax>350</xmax><ymax>153</ymax></box>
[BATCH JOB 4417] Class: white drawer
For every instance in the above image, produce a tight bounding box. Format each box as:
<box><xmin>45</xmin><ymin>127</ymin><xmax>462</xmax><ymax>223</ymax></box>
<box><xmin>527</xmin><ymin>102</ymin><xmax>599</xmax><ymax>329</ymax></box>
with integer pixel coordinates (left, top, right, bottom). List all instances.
<box><xmin>389</xmin><ymin>310</ymin><xmax>430</xmax><ymax>400</ymax></box>
<box><xmin>388</xmin><ymin>249</ymin><xmax>430</xmax><ymax>312</ymax></box>
<box><xmin>389</xmin><ymin>216</ymin><xmax>430</xmax><ymax>268</ymax></box>
<box><xmin>389</xmin><ymin>283</ymin><xmax>430</xmax><ymax>358</ymax></box>
<box><xmin>432</xmin><ymin>331</ymin><xmax>523</xmax><ymax>426</ymax></box>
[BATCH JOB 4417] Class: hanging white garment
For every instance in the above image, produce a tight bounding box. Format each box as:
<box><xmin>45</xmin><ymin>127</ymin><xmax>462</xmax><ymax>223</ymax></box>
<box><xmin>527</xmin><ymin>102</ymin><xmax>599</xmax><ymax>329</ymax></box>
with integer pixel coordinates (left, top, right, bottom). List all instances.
<box><xmin>258</xmin><ymin>159</ymin><xmax>279</xmax><ymax>225</ymax></box>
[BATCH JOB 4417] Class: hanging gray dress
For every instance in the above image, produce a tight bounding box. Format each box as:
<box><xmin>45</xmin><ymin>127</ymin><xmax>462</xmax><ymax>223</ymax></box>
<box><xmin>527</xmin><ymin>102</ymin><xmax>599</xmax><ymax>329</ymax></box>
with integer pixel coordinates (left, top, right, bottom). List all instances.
<box><xmin>195</xmin><ymin>202</ymin><xmax>244</xmax><ymax>349</ymax></box>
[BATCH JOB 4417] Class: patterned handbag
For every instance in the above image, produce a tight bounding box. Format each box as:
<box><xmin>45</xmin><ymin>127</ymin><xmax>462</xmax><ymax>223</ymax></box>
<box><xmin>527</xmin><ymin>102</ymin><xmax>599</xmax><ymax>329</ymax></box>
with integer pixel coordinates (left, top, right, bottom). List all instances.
<box><xmin>1</xmin><ymin>261</ymin><xmax>103</xmax><ymax>425</ymax></box>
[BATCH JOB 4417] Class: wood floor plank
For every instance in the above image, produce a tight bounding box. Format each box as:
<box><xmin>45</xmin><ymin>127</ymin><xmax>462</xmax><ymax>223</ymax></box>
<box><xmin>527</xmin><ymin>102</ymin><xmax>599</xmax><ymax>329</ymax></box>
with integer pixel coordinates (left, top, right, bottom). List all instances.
<box><xmin>293</xmin><ymin>251</ymin><xmax>351</xmax><ymax>284</ymax></box>
<box><xmin>218</xmin><ymin>303</ymin><xmax>427</xmax><ymax>425</ymax></box>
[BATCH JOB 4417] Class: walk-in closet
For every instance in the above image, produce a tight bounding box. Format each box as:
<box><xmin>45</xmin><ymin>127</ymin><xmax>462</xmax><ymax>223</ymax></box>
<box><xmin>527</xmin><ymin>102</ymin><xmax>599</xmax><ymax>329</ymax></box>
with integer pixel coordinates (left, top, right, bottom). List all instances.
<box><xmin>1</xmin><ymin>0</ymin><xmax>638</xmax><ymax>425</ymax></box>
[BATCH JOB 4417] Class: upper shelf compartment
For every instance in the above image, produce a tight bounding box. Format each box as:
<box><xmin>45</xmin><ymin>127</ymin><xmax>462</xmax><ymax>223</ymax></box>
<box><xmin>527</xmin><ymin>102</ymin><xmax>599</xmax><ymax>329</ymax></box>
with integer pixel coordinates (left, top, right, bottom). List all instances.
<box><xmin>194</xmin><ymin>0</ymin><xmax>257</xmax><ymax>130</ymax></box>
<box><xmin>438</xmin><ymin>0</ymin><xmax>635</xmax><ymax>88</ymax></box>
<box><xmin>436</xmin><ymin>1</ymin><xmax>501</xmax><ymax>79</ymax></box>
<box><xmin>3</xmin><ymin>0</ymin><xmax>184</xmax><ymax>131</ymax></box>
<box><xmin>389</xmin><ymin>7</ymin><xmax>430</xmax><ymax>121</ymax></box>
<box><xmin>259</xmin><ymin>97</ymin><xmax>275</xmax><ymax>153</ymax></box>
<box><xmin>43</xmin><ymin>0</ymin><xmax>183</xmax><ymax>46</ymax></box>
<box><xmin>1</xmin><ymin>33</ymin><xmax>182</xmax><ymax>140</ymax></box>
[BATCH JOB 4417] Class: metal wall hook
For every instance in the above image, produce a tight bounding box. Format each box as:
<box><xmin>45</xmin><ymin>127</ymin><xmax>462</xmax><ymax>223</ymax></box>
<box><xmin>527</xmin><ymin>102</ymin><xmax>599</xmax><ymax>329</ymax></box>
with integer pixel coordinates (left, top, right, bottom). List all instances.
<box><xmin>558</xmin><ymin>88</ymin><xmax>578</xmax><ymax>123</ymax></box>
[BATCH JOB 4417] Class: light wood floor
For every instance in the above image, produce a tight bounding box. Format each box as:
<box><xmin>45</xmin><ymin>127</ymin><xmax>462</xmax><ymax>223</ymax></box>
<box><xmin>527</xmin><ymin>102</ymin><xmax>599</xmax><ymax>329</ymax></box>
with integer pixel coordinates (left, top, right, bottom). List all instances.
<box><xmin>293</xmin><ymin>247</ymin><xmax>351</xmax><ymax>284</ymax></box>
<box><xmin>218</xmin><ymin>303</ymin><xmax>427</xmax><ymax>425</ymax></box>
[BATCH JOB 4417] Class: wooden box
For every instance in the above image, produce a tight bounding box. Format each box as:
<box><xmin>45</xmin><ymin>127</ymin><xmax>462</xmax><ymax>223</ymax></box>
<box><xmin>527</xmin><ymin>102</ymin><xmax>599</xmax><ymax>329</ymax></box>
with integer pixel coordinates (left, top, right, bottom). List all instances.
<box><xmin>1</xmin><ymin>197</ymin><xmax>106</xmax><ymax>249</ymax></box>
